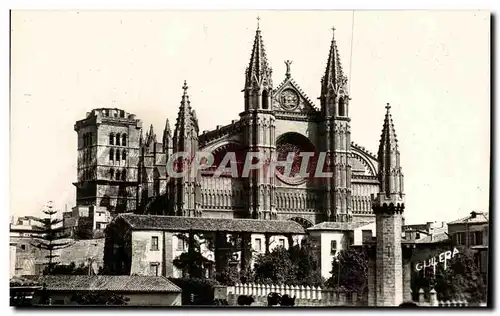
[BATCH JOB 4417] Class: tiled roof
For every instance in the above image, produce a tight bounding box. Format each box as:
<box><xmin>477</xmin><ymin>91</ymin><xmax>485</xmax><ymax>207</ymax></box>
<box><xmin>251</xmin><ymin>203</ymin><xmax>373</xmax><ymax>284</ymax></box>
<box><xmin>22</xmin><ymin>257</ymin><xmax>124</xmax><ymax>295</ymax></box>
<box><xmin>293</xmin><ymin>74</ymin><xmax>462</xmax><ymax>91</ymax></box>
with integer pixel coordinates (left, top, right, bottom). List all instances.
<box><xmin>118</xmin><ymin>214</ymin><xmax>306</xmax><ymax>234</ymax></box>
<box><xmin>448</xmin><ymin>212</ymin><xmax>489</xmax><ymax>225</ymax></box>
<box><xmin>403</xmin><ymin>224</ymin><xmax>427</xmax><ymax>232</ymax></box>
<box><xmin>307</xmin><ymin>221</ymin><xmax>374</xmax><ymax>231</ymax></box>
<box><xmin>33</xmin><ymin>275</ymin><xmax>181</xmax><ymax>293</ymax></box>
<box><xmin>414</xmin><ymin>231</ymin><xmax>450</xmax><ymax>244</ymax></box>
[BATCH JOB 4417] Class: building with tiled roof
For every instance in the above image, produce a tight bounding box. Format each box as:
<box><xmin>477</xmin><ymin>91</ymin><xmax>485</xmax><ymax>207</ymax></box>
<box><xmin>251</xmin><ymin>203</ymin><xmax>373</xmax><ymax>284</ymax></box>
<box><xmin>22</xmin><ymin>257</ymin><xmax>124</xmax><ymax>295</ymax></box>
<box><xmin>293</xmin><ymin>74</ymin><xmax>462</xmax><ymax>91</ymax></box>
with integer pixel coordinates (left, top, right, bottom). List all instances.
<box><xmin>30</xmin><ymin>275</ymin><xmax>181</xmax><ymax>306</ymax></box>
<box><xmin>447</xmin><ymin>211</ymin><xmax>489</xmax><ymax>282</ymax></box>
<box><xmin>104</xmin><ymin>213</ymin><xmax>306</xmax><ymax>279</ymax></box>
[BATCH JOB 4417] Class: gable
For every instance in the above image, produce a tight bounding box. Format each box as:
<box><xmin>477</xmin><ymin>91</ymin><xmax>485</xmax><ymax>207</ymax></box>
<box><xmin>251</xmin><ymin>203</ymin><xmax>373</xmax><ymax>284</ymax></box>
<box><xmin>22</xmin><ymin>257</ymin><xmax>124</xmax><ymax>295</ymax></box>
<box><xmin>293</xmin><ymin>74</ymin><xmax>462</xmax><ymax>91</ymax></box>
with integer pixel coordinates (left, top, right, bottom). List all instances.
<box><xmin>272</xmin><ymin>77</ymin><xmax>318</xmax><ymax>115</ymax></box>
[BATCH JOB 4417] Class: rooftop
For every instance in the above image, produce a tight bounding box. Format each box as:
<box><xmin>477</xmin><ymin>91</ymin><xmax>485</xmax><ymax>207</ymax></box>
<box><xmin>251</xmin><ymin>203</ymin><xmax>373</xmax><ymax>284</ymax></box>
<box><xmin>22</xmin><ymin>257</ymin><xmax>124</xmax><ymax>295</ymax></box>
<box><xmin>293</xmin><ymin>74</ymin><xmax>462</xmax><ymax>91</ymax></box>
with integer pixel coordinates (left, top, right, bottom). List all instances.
<box><xmin>307</xmin><ymin>221</ymin><xmax>374</xmax><ymax>232</ymax></box>
<box><xmin>29</xmin><ymin>275</ymin><xmax>181</xmax><ymax>293</ymax></box>
<box><xmin>448</xmin><ymin>212</ymin><xmax>489</xmax><ymax>225</ymax></box>
<box><xmin>116</xmin><ymin>214</ymin><xmax>306</xmax><ymax>234</ymax></box>
<box><xmin>413</xmin><ymin>231</ymin><xmax>450</xmax><ymax>244</ymax></box>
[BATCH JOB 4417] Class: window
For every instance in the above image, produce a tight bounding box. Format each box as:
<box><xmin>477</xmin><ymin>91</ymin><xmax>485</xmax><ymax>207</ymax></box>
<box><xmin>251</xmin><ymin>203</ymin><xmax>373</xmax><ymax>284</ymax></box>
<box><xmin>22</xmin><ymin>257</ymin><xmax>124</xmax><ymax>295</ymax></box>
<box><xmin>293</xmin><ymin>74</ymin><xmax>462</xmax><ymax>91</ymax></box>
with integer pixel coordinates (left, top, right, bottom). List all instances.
<box><xmin>109</xmin><ymin>134</ymin><xmax>114</xmax><ymax>145</ymax></box>
<box><xmin>262</xmin><ymin>90</ymin><xmax>269</xmax><ymax>109</ymax></box>
<box><xmin>122</xmin><ymin>150</ymin><xmax>127</xmax><ymax>160</ymax></box>
<box><xmin>331</xmin><ymin>240</ymin><xmax>337</xmax><ymax>255</ymax></box>
<box><xmin>338</xmin><ymin>97</ymin><xmax>346</xmax><ymax>116</ymax></box>
<box><xmin>120</xmin><ymin>110</ymin><xmax>125</xmax><ymax>118</ymax></box>
<box><xmin>116</xmin><ymin>134</ymin><xmax>121</xmax><ymax>146</ymax></box>
<box><xmin>104</xmin><ymin>109</ymin><xmax>109</xmax><ymax>116</ymax></box>
<box><xmin>96</xmin><ymin>223</ymin><xmax>101</xmax><ymax>229</ymax></box>
<box><xmin>109</xmin><ymin>148</ymin><xmax>114</xmax><ymax>161</ymax></box>
<box><xmin>474</xmin><ymin>231</ymin><xmax>483</xmax><ymax>245</ymax></box>
<box><xmin>110</xmin><ymin>168</ymin><xmax>115</xmax><ymax>179</ymax></box>
<box><xmin>177</xmin><ymin>237</ymin><xmax>185</xmax><ymax>251</ymax></box>
<box><xmin>151</xmin><ymin>236</ymin><xmax>159</xmax><ymax>251</ymax></box>
<box><xmin>21</xmin><ymin>244</ymin><xmax>26</xmax><ymax>250</ymax></box>
<box><xmin>416</xmin><ymin>232</ymin><xmax>420</xmax><ymax>240</ymax></box>
<box><xmin>122</xmin><ymin>134</ymin><xmax>127</xmax><ymax>146</ymax></box>
<box><xmin>255</xmin><ymin>238</ymin><xmax>262</xmax><ymax>252</ymax></box>
<box><xmin>116</xmin><ymin>170</ymin><xmax>121</xmax><ymax>181</ymax></box>
<box><xmin>279</xmin><ymin>239</ymin><xmax>285</xmax><ymax>248</ymax></box>
<box><xmin>121</xmin><ymin>170</ymin><xmax>127</xmax><ymax>181</ymax></box>
<box><xmin>150</xmin><ymin>263</ymin><xmax>159</xmax><ymax>276</ymax></box>
<box><xmin>116</xmin><ymin>150</ymin><xmax>121</xmax><ymax>161</ymax></box>
<box><xmin>455</xmin><ymin>232</ymin><xmax>465</xmax><ymax>245</ymax></box>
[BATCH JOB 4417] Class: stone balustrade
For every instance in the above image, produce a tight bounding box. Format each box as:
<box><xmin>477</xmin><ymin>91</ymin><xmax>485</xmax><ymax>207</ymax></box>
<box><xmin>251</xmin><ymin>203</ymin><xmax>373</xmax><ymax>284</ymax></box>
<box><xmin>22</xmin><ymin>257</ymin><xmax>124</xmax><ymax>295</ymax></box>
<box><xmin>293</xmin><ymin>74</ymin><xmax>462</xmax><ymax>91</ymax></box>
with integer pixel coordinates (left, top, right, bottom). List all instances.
<box><xmin>226</xmin><ymin>283</ymin><xmax>358</xmax><ymax>306</ymax></box>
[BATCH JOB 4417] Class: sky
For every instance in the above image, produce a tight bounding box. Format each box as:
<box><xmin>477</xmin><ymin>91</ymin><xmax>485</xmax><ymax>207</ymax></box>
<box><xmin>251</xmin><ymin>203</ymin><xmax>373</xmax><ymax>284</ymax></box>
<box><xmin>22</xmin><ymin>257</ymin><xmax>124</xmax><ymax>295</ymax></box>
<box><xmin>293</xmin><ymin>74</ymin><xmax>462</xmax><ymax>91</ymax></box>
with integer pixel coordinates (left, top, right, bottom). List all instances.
<box><xmin>10</xmin><ymin>10</ymin><xmax>490</xmax><ymax>224</ymax></box>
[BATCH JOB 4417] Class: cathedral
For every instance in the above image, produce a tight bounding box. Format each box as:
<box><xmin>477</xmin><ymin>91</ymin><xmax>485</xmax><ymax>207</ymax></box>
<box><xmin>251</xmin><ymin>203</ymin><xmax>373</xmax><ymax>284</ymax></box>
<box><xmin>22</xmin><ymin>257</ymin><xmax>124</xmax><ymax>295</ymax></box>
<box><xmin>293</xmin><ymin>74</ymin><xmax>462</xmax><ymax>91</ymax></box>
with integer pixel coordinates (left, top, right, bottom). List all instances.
<box><xmin>74</xmin><ymin>22</ymin><xmax>410</xmax><ymax>305</ymax></box>
<box><xmin>139</xmin><ymin>23</ymin><xmax>389</xmax><ymax>227</ymax></box>
<box><xmin>73</xmin><ymin>23</ymin><xmax>403</xmax><ymax>230</ymax></box>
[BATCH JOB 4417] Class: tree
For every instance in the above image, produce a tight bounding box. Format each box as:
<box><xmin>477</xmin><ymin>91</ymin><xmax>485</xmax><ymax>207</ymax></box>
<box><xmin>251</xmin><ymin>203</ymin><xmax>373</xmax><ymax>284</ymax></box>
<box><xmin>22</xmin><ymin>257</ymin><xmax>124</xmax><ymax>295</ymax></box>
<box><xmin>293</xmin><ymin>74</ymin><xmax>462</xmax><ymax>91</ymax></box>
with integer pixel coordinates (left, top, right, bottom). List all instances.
<box><xmin>173</xmin><ymin>233</ymin><xmax>215</xmax><ymax>279</ymax></box>
<box><xmin>30</xmin><ymin>202</ymin><xmax>73</xmax><ymax>275</ymax></box>
<box><xmin>412</xmin><ymin>248</ymin><xmax>487</xmax><ymax>303</ymax></box>
<box><xmin>252</xmin><ymin>239</ymin><xmax>323</xmax><ymax>286</ymax></box>
<box><xmin>253</xmin><ymin>246</ymin><xmax>297</xmax><ymax>284</ymax></box>
<box><xmin>326</xmin><ymin>248</ymin><xmax>368</xmax><ymax>295</ymax></box>
<box><xmin>289</xmin><ymin>238</ymin><xmax>323</xmax><ymax>286</ymax></box>
<box><xmin>44</xmin><ymin>262</ymin><xmax>93</xmax><ymax>275</ymax></box>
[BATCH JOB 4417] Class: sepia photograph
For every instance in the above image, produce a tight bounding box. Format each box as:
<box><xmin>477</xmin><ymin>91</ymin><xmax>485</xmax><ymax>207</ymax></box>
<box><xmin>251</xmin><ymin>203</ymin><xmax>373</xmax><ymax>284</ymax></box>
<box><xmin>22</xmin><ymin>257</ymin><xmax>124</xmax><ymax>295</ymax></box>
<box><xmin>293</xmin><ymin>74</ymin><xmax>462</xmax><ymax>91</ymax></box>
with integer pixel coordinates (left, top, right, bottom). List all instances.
<box><xmin>8</xmin><ymin>10</ymin><xmax>491</xmax><ymax>308</ymax></box>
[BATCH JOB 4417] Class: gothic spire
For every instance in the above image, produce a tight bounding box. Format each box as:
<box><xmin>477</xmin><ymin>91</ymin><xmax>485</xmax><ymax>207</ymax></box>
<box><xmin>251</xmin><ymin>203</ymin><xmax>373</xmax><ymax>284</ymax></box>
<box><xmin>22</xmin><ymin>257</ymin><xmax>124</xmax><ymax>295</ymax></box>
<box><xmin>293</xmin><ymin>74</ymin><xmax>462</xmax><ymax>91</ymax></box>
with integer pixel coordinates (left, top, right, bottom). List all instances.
<box><xmin>321</xmin><ymin>27</ymin><xmax>347</xmax><ymax>95</ymax></box>
<box><xmin>174</xmin><ymin>80</ymin><xmax>197</xmax><ymax>140</ymax></box>
<box><xmin>145</xmin><ymin>124</ymin><xmax>156</xmax><ymax>147</ymax></box>
<box><xmin>163</xmin><ymin>119</ymin><xmax>171</xmax><ymax>140</ymax></box>
<box><xmin>377</xmin><ymin>103</ymin><xmax>404</xmax><ymax>197</ymax></box>
<box><xmin>162</xmin><ymin>118</ymin><xmax>172</xmax><ymax>151</ymax></box>
<box><xmin>245</xmin><ymin>19</ymin><xmax>273</xmax><ymax>89</ymax></box>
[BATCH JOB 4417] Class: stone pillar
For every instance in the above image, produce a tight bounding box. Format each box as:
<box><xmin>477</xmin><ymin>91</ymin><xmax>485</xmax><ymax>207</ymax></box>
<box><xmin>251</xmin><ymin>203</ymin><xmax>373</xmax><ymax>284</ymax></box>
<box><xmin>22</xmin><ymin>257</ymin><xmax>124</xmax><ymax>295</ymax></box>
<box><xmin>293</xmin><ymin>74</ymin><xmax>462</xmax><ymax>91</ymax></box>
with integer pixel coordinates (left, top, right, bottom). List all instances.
<box><xmin>265</xmin><ymin>233</ymin><xmax>271</xmax><ymax>254</ymax></box>
<box><xmin>214</xmin><ymin>232</ymin><xmax>227</xmax><ymax>280</ymax></box>
<box><xmin>287</xmin><ymin>234</ymin><xmax>294</xmax><ymax>249</ymax></box>
<box><xmin>187</xmin><ymin>230</ymin><xmax>196</xmax><ymax>277</ymax></box>
<box><xmin>402</xmin><ymin>251</ymin><xmax>413</xmax><ymax>302</ymax></box>
<box><xmin>163</xmin><ymin>231</ymin><xmax>174</xmax><ymax>277</ymax></box>
<box><xmin>366</xmin><ymin>247</ymin><xmax>377</xmax><ymax>306</ymax></box>
<box><xmin>240</xmin><ymin>232</ymin><xmax>251</xmax><ymax>282</ymax></box>
<box><xmin>375</xmin><ymin>212</ymin><xmax>403</xmax><ymax>306</ymax></box>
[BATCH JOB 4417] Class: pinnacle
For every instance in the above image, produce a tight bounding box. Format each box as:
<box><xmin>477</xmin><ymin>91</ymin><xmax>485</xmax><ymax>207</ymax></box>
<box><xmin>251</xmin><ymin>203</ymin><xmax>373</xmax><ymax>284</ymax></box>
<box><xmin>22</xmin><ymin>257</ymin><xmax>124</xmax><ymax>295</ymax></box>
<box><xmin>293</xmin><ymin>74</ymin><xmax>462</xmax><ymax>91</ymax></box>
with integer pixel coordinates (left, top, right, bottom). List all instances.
<box><xmin>322</xmin><ymin>26</ymin><xmax>346</xmax><ymax>95</ymax></box>
<box><xmin>245</xmin><ymin>23</ymin><xmax>272</xmax><ymax>88</ymax></box>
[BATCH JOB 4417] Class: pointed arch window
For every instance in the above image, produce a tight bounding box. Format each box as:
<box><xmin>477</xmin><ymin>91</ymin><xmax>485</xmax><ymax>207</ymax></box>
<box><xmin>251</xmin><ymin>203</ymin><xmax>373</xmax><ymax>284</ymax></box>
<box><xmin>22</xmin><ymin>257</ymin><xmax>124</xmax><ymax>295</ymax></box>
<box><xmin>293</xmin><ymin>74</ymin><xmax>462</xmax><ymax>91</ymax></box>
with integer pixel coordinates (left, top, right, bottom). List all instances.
<box><xmin>338</xmin><ymin>97</ymin><xmax>346</xmax><ymax>117</ymax></box>
<box><xmin>244</xmin><ymin>90</ymin><xmax>249</xmax><ymax>110</ymax></box>
<box><xmin>109</xmin><ymin>148</ymin><xmax>114</xmax><ymax>161</ymax></box>
<box><xmin>122</xmin><ymin>134</ymin><xmax>127</xmax><ymax>146</ymax></box>
<box><xmin>116</xmin><ymin>133</ymin><xmax>121</xmax><ymax>146</ymax></box>
<box><xmin>109</xmin><ymin>133</ymin><xmax>114</xmax><ymax>145</ymax></box>
<box><xmin>116</xmin><ymin>150</ymin><xmax>121</xmax><ymax>161</ymax></box>
<box><xmin>262</xmin><ymin>90</ymin><xmax>269</xmax><ymax>110</ymax></box>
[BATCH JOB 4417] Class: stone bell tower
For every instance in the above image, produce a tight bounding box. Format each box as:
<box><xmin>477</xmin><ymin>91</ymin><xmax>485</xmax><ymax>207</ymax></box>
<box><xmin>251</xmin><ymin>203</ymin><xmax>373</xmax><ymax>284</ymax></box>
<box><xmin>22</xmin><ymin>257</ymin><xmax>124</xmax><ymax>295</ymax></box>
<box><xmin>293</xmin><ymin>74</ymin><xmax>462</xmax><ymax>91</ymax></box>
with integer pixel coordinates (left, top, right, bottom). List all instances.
<box><xmin>240</xmin><ymin>20</ymin><xmax>277</xmax><ymax>220</ymax></box>
<box><xmin>372</xmin><ymin>103</ymin><xmax>405</xmax><ymax>306</ymax></box>
<box><xmin>319</xmin><ymin>27</ymin><xmax>353</xmax><ymax>222</ymax></box>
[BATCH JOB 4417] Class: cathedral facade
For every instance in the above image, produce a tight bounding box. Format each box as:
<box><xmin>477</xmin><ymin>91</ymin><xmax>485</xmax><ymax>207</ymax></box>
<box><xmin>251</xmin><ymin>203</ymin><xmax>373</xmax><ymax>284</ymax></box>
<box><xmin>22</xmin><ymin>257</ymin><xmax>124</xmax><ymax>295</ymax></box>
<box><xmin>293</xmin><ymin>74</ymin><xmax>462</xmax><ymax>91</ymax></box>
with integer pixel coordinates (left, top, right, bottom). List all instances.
<box><xmin>134</xmin><ymin>25</ymin><xmax>383</xmax><ymax>227</ymax></box>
